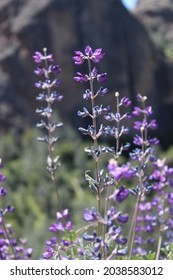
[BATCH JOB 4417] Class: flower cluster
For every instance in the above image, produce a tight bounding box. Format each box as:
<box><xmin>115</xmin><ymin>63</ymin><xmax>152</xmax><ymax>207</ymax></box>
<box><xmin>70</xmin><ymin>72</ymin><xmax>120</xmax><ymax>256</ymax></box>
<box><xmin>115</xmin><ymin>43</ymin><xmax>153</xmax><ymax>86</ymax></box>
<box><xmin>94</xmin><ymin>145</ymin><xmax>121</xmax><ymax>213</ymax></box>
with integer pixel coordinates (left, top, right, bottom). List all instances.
<box><xmin>42</xmin><ymin>209</ymin><xmax>77</xmax><ymax>259</ymax></box>
<box><xmin>0</xmin><ymin>159</ymin><xmax>32</xmax><ymax>260</ymax></box>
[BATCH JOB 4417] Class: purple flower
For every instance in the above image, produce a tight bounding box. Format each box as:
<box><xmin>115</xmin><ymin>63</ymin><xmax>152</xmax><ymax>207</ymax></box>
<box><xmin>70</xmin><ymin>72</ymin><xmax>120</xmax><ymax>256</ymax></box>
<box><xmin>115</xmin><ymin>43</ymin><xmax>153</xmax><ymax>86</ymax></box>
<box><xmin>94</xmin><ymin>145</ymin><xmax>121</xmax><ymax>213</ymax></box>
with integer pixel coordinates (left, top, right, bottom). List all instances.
<box><xmin>132</xmin><ymin>106</ymin><xmax>141</xmax><ymax>116</ymax></box>
<box><xmin>65</xmin><ymin>221</ymin><xmax>73</xmax><ymax>230</ymax></box>
<box><xmin>97</xmin><ymin>87</ymin><xmax>108</xmax><ymax>96</ymax></box>
<box><xmin>33</xmin><ymin>51</ymin><xmax>54</xmax><ymax>64</ymax></box>
<box><xmin>34</xmin><ymin>66</ymin><xmax>44</xmax><ymax>76</ymax></box>
<box><xmin>26</xmin><ymin>248</ymin><xmax>33</xmax><ymax>258</ymax></box>
<box><xmin>83</xmin><ymin>89</ymin><xmax>92</xmax><ymax>100</ymax></box>
<box><xmin>117</xmin><ymin>213</ymin><xmax>129</xmax><ymax>223</ymax></box>
<box><xmin>49</xmin><ymin>222</ymin><xmax>65</xmax><ymax>232</ymax></box>
<box><xmin>133</xmin><ymin>119</ymin><xmax>148</xmax><ymax>130</ymax></box>
<box><xmin>83</xmin><ymin>208</ymin><xmax>99</xmax><ymax>222</ymax></box>
<box><xmin>43</xmin><ymin>246</ymin><xmax>54</xmax><ymax>259</ymax></box>
<box><xmin>0</xmin><ymin>187</ymin><xmax>7</xmax><ymax>197</ymax></box>
<box><xmin>148</xmin><ymin>119</ymin><xmax>158</xmax><ymax>130</ymax></box>
<box><xmin>73</xmin><ymin>72</ymin><xmax>88</xmax><ymax>83</ymax></box>
<box><xmin>112</xmin><ymin>186</ymin><xmax>129</xmax><ymax>202</ymax></box>
<box><xmin>97</xmin><ymin>73</ymin><xmax>107</xmax><ymax>83</ymax></box>
<box><xmin>73</xmin><ymin>46</ymin><xmax>105</xmax><ymax>65</ymax></box>
<box><xmin>133</xmin><ymin>135</ymin><xmax>143</xmax><ymax>146</ymax></box>
<box><xmin>0</xmin><ymin>173</ymin><xmax>6</xmax><ymax>182</ymax></box>
<box><xmin>149</xmin><ymin>137</ymin><xmax>159</xmax><ymax>146</ymax></box>
<box><xmin>73</xmin><ymin>51</ymin><xmax>85</xmax><ymax>65</ymax></box>
<box><xmin>121</xmin><ymin>97</ymin><xmax>132</xmax><ymax>107</ymax></box>
<box><xmin>108</xmin><ymin>159</ymin><xmax>135</xmax><ymax>181</ymax></box>
<box><xmin>91</xmin><ymin>48</ymin><xmax>105</xmax><ymax>63</ymax></box>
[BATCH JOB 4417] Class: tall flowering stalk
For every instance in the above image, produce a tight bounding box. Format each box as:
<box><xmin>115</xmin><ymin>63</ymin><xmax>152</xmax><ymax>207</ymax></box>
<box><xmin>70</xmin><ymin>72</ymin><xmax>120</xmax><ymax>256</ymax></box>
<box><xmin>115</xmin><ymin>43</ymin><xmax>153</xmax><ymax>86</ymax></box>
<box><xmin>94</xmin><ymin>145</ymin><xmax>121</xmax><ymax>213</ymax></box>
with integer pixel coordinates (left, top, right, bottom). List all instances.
<box><xmin>72</xmin><ymin>46</ymin><xmax>129</xmax><ymax>259</ymax></box>
<box><xmin>33</xmin><ymin>49</ymin><xmax>63</xmax><ymax>209</ymax></box>
<box><xmin>73</xmin><ymin>46</ymin><xmax>110</xmax><ymax>234</ymax></box>
<box><xmin>127</xmin><ymin>94</ymin><xmax>159</xmax><ymax>258</ymax></box>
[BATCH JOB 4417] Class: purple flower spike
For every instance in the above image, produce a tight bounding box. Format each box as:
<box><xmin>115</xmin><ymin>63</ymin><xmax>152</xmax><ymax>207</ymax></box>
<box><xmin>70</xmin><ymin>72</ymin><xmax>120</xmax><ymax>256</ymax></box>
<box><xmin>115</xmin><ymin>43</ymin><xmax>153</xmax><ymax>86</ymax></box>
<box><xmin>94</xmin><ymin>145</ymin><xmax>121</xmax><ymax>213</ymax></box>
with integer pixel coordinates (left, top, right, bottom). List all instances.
<box><xmin>83</xmin><ymin>208</ymin><xmax>99</xmax><ymax>222</ymax></box>
<box><xmin>113</xmin><ymin>186</ymin><xmax>129</xmax><ymax>203</ymax></box>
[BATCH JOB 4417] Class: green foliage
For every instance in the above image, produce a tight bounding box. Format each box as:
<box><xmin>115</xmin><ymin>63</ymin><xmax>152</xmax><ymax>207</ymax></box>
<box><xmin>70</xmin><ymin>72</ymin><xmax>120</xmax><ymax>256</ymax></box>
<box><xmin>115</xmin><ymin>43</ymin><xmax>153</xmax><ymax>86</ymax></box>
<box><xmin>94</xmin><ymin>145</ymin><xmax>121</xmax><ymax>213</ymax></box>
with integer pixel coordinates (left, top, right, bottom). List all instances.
<box><xmin>0</xmin><ymin>126</ymin><xmax>96</xmax><ymax>258</ymax></box>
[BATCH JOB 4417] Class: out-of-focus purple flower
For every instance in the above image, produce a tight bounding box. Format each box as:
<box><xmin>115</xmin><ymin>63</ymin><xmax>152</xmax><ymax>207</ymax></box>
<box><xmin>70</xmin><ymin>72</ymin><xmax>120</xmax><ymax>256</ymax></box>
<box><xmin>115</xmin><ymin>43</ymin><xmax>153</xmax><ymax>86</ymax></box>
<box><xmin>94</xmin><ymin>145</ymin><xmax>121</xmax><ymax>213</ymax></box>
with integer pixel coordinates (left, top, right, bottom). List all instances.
<box><xmin>62</xmin><ymin>239</ymin><xmax>71</xmax><ymax>247</ymax></box>
<box><xmin>108</xmin><ymin>159</ymin><xmax>135</xmax><ymax>181</ymax></box>
<box><xmin>0</xmin><ymin>187</ymin><xmax>7</xmax><ymax>197</ymax></box>
<box><xmin>167</xmin><ymin>193</ymin><xmax>173</xmax><ymax>204</ymax></box>
<box><xmin>0</xmin><ymin>173</ymin><xmax>6</xmax><ymax>182</ymax></box>
<box><xmin>112</xmin><ymin>186</ymin><xmax>129</xmax><ymax>203</ymax></box>
<box><xmin>83</xmin><ymin>89</ymin><xmax>92</xmax><ymax>100</ymax></box>
<box><xmin>132</xmin><ymin>106</ymin><xmax>141</xmax><ymax>116</ymax></box>
<box><xmin>134</xmin><ymin>119</ymin><xmax>148</xmax><ymax>130</ymax></box>
<box><xmin>49</xmin><ymin>65</ymin><xmax>61</xmax><ymax>74</ymax></box>
<box><xmin>97</xmin><ymin>73</ymin><xmax>107</xmax><ymax>83</ymax></box>
<box><xmin>56</xmin><ymin>209</ymin><xmax>70</xmax><ymax>220</ymax></box>
<box><xmin>133</xmin><ymin>135</ymin><xmax>143</xmax><ymax>146</ymax></box>
<box><xmin>73</xmin><ymin>46</ymin><xmax>105</xmax><ymax>65</ymax></box>
<box><xmin>34</xmin><ymin>66</ymin><xmax>44</xmax><ymax>76</ymax></box>
<box><xmin>73</xmin><ymin>51</ymin><xmax>85</xmax><ymax>65</ymax></box>
<box><xmin>33</xmin><ymin>51</ymin><xmax>54</xmax><ymax>64</ymax></box>
<box><xmin>117</xmin><ymin>213</ymin><xmax>129</xmax><ymax>223</ymax></box>
<box><xmin>26</xmin><ymin>248</ymin><xmax>33</xmax><ymax>258</ymax></box>
<box><xmin>6</xmin><ymin>205</ymin><xmax>14</xmax><ymax>213</ymax></box>
<box><xmin>148</xmin><ymin>119</ymin><xmax>158</xmax><ymax>130</ymax></box>
<box><xmin>83</xmin><ymin>208</ymin><xmax>99</xmax><ymax>222</ymax></box>
<box><xmin>73</xmin><ymin>72</ymin><xmax>88</xmax><ymax>83</ymax></box>
<box><xmin>91</xmin><ymin>48</ymin><xmax>105</xmax><ymax>63</ymax></box>
<box><xmin>97</xmin><ymin>87</ymin><xmax>108</xmax><ymax>96</ymax></box>
<box><xmin>121</xmin><ymin>97</ymin><xmax>131</xmax><ymax>107</ymax></box>
<box><xmin>49</xmin><ymin>222</ymin><xmax>65</xmax><ymax>232</ymax></box>
<box><xmin>43</xmin><ymin>246</ymin><xmax>54</xmax><ymax>259</ymax></box>
<box><xmin>149</xmin><ymin>137</ymin><xmax>159</xmax><ymax>146</ymax></box>
<box><xmin>65</xmin><ymin>221</ymin><xmax>73</xmax><ymax>230</ymax></box>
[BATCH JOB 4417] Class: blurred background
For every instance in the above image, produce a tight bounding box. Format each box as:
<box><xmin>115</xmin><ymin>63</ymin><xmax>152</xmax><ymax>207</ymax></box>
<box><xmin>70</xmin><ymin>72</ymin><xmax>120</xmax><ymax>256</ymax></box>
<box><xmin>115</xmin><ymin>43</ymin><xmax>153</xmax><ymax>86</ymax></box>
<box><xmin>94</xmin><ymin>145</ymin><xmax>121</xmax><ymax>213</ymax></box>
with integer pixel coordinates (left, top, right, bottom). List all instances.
<box><xmin>1</xmin><ymin>0</ymin><xmax>173</xmax><ymax>258</ymax></box>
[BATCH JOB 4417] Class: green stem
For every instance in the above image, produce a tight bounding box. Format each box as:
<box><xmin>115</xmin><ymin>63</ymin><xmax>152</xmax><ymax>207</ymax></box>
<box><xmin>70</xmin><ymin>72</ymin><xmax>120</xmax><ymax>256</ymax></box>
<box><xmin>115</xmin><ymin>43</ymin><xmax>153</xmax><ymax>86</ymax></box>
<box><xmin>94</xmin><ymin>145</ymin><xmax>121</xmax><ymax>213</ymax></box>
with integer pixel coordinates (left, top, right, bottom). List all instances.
<box><xmin>127</xmin><ymin>192</ymin><xmax>141</xmax><ymax>259</ymax></box>
<box><xmin>87</xmin><ymin>58</ymin><xmax>101</xmax><ymax>236</ymax></box>
<box><xmin>155</xmin><ymin>235</ymin><xmax>162</xmax><ymax>260</ymax></box>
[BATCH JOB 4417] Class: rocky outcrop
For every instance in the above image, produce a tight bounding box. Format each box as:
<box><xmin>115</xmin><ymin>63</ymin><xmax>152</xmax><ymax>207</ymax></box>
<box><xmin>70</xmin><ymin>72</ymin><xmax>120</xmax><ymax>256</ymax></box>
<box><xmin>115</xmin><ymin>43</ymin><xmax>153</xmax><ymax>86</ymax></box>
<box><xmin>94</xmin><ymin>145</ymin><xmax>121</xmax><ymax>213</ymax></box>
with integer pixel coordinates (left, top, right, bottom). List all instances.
<box><xmin>0</xmin><ymin>0</ymin><xmax>173</xmax><ymax>145</ymax></box>
<box><xmin>134</xmin><ymin>0</ymin><xmax>173</xmax><ymax>146</ymax></box>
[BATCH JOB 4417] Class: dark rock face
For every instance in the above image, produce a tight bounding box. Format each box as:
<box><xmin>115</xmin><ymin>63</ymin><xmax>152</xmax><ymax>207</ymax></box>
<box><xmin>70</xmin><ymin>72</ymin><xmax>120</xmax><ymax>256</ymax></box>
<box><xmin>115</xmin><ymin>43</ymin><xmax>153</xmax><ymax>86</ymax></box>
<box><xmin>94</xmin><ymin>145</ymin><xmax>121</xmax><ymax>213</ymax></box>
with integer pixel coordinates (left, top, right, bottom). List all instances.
<box><xmin>0</xmin><ymin>0</ymin><xmax>173</xmax><ymax>145</ymax></box>
<box><xmin>134</xmin><ymin>0</ymin><xmax>173</xmax><ymax>146</ymax></box>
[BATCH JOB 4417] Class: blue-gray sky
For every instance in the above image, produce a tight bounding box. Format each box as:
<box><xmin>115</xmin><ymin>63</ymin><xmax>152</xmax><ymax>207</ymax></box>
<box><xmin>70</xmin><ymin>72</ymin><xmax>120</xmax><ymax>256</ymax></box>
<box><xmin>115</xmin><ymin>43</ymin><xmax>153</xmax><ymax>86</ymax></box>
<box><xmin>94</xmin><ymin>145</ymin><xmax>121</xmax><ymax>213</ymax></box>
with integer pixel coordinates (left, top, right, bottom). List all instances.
<box><xmin>122</xmin><ymin>0</ymin><xmax>138</xmax><ymax>9</ymax></box>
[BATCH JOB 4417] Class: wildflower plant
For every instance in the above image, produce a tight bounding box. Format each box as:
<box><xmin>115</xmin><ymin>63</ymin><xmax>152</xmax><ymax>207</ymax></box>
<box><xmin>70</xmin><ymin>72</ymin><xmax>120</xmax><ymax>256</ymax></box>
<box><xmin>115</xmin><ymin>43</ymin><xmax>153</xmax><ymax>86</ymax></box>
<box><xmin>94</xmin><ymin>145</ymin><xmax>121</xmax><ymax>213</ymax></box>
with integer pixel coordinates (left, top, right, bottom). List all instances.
<box><xmin>33</xmin><ymin>49</ymin><xmax>63</xmax><ymax>208</ymax></box>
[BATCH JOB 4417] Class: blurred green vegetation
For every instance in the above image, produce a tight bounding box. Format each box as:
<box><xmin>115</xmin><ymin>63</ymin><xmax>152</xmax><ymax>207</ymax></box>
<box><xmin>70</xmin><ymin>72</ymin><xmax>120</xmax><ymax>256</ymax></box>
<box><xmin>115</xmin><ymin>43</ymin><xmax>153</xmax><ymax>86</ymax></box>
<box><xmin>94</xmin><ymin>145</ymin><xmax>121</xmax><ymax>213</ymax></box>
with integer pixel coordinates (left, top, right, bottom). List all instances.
<box><xmin>0</xmin><ymin>123</ymin><xmax>173</xmax><ymax>259</ymax></box>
